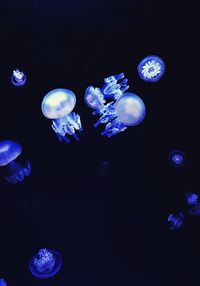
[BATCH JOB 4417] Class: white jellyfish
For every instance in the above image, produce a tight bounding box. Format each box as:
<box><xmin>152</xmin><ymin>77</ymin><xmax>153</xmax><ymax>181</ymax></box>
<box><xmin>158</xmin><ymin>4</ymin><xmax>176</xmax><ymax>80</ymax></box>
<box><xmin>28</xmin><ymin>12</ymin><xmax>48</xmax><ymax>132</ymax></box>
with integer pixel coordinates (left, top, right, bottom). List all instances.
<box><xmin>11</xmin><ymin>69</ymin><xmax>26</xmax><ymax>87</ymax></box>
<box><xmin>41</xmin><ymin>88</ymin><xmax>82</xmax><ymax>143</ymax></box>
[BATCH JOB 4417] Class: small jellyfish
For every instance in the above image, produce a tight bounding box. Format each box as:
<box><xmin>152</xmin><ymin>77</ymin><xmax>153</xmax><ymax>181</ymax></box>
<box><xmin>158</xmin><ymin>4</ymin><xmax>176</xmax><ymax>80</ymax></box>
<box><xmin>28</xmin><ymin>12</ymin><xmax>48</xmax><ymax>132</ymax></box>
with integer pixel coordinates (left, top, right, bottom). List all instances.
<box><xmin>137</xmin><ymin>55</ymin><xmax>165</xmax><ymax>82</ymax></box>
<box><xmin>11</xmin><ymin>69</ymin><xmax>26</xmax><ymax>87</ymax></box>
<box><xmin>0</xmin><ymin>140</ymin><xmax>31</xmax><ymax>184</ymax></box>
<box><xmin>169</xmin><ymin>150</ymin><xmax>185</xmax><ymax>167</ymax></box>
<box><xmin>185</xmin><ymin>192</ymin><xmax>200</xmax><ymax>216</ymax></box>
<box><xmin>41</xmin><ymin>88</ymin><xmax>82</xmax><ymax>143</ymax></box>
<box><xmin>168</xmin><ymin>212</ymin><xmax>184</xmax><ymax>231</ymax></box>
<box><xmin>0</xmin><ymin>278</ymin><xmax>7</xmax><ymax>286</ymax></box>
<box><xmin>29</xmin><ymin>248</ymin><xmax>62</xmax><ymax>279</ymax></box>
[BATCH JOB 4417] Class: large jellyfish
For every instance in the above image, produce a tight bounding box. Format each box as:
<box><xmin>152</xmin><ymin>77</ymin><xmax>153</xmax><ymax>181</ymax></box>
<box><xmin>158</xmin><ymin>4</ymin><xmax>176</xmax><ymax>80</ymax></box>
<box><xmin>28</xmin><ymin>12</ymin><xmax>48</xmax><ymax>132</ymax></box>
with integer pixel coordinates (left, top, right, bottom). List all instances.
<box><xmin>168</xmin><ymin>212</ymin><xmax>184</xmax><ymax>231</ymax></box>
<box><xmin>169</xmin><ymin>150</ymin><xmax>185</xmax><ymax>167</ymax></box>
<box><xmin>185</xmin><ymin>192</ymin><xmax>200</xmax><ymax>216</ymax></box>
<box><xmin>29</xmin><ymin>248</ymin><xmax>62</xmax><ymax>279</ymax></box>
<box><xmin>0</xmin><ymin>278</ymin><xmax>7</xmax><ymax>286</ymax></box>
<box><xmin>0</xmin><ymin>140</ymin><xmax>31</xmax><ymax>184</ymax></box>
<box><xmin>11</xmin><ymin>69</ymin><xmax>26</xmax><ymax>87</ymax></box>
<box><xmin>41</xmin><ymin>88</ymin><xmax>82</xmax><ymax>143</ymax></box>
<box><xmin>137</xmin><ymin>55</ymin><xmax>165</xmax><ymax>82</ymax></box>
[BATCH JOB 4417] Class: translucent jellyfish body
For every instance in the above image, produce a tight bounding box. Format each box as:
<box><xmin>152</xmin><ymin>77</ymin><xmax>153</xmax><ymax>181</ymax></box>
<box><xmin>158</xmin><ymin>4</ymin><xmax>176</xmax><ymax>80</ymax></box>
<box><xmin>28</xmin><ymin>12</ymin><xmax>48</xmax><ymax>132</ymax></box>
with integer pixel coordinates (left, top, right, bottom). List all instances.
<box><xmin>11</xmin><ymin>69</ymin><xmax>26</xmax><ymax>87</ymax></box>
<box><xmin>168</xmin><ymin>212</ymin><xmax>184</xmax><ymax>231</ymax></box>
<box><xmin>29</xmin><ymin>248</ymin><xmax>62</xmax><ymax>279</ymax></box>
<box><xmin>41</xmin><ymin>88</ymin><xmax>82</xmax><ymax>143</ymax></box>
<box><xmin>0</xmin><ymin>278</ymin><xmax>7</xmax><ymax>286</ymax></box>
<box><xmin>137</xmin><ymin>55</ymin><xmax>165</xmax><ymax>82</ymax></box>
<box><xmin>185</xmin><ymin>192</ymin><xmax>200</xmax><ymax>216</ymax></box>
<box><xmin>169</xmin><ymin>150</ymin><xmax>185</xmax><ymax>167</ymax></box>
<box><xmin>0</xmin><ymin>140</ymin><xmax>31</xmax><ymax>184</ymax></box>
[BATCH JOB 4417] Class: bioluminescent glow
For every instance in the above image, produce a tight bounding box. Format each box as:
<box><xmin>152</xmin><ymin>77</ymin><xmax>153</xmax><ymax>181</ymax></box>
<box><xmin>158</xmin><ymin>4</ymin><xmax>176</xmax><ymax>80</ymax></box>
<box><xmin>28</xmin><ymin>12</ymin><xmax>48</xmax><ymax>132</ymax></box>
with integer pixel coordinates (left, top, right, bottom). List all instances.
<box><xmin>168</xmin><ymin>212</ymin><xmax>184</xmax><ymax>231</ymax></box>
<box><xmin>169</xmin><ymin>150</ymin><xmax>185</xmax><ymax>167</ymax></box>
<box><xmin>137</xmin><ymin>55</ymin><xmax>165</xmax><ymax>82</ymax></box>
<box><xmin>0</xmin><ymin>278</ymin><xmax>7</xmax><ymax>286</ymax></box>
<box><xmin>11</xmin><ymin>69</ymin><xmax>26</xmax><ymax>87</ymax></box>
<box><xmin>29</xmin><ymin>248</ymin><xmax>62</xmax><ymax>279</ymax></box>
<box><xmin>185</xmin><ymin>192</ymin><xmax>198</xmax><ymax>206</ymax></box>
<box><xmin>41</xmin><ymin>88</ymin><xmax>82</xmax><ymax>143</ymax></box>
<box><xmin>0</xmin><ymin>140</ymin><xmax>31</xmax><ymax>184</ymax></box>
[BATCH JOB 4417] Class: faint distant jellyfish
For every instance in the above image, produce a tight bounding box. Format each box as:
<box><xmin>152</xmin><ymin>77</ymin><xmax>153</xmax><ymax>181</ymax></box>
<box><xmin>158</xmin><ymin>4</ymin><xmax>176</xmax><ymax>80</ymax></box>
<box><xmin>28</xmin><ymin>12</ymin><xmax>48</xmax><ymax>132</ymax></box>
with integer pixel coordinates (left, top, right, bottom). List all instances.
<box><xmin>0</xmin><ymin>278</ymin><xmax>7</xmax><ymax>286</ymax></box>
<box><xmin>168</xmin><ymin>212</ymin><xmax>184</xmax><ymax>231</ymax></box>
<box><xmin>11</xmin><ymin>69</ymin><xmax>26</xmax><ymax>87</ymax></box>
<box><xmin>185</xmin><ymin>192</ymin><xmax>200</xmax><ymax>216</ymax></box>
<box><xmin>137</xmin><ymin>55</ymin><xmax>165</xmax><ymax>82</ymax></box>
<box><xmin>29</xmin><ymin>248</ymin><xmax>62</xmax><ymax>279</ymax></box>
<box><xmin>41</xmin><ymin>88</ymin><xmax>82</xmax><ymax>143</ymax></box>
<box><xmin>169</xmin><ymin>150</ymin><xmax>185</xmax><ymax>167</ymax></box>
<box><xmin>0</xmin><ymin>140</ymin><xmax>31</xmax><ymax>184</ymax></box>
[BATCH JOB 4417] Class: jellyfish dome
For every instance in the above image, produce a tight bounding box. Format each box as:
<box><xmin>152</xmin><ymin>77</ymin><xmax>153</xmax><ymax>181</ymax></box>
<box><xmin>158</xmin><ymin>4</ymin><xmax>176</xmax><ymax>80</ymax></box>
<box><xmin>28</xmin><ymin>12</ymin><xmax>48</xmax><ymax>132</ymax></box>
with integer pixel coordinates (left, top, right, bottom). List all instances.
<box><xmin>84</xmin><ymin>86</ymin><xmax>105</xmax><ymax>111</ymax></box>
<box><xmin>169</xmin><ymin>150</ymin><xmax>185</xmax><ymax>167</ymax></box>
<box><xmin>137</xmin><ymin>55</ymin><xmax>165</xmax><ymax>82</ymax></box>
<box><xmin>0</xmin><ymin>140</ymin><xmax>22</xmax><ymax>167</ymax></box>
<box><xmin>29</xmin><ymin>248</ymin><xmax>62</xmax><ymax>279</ymax></box>
<box><xmin>115</xmin><ymin>92</ymin><xmax>146</xmax><ymax>126</ymax></box>
<box><xmin>41</xmin><ymin>88</ymin><xmax>76</xmax><ymax>119</ymax></box>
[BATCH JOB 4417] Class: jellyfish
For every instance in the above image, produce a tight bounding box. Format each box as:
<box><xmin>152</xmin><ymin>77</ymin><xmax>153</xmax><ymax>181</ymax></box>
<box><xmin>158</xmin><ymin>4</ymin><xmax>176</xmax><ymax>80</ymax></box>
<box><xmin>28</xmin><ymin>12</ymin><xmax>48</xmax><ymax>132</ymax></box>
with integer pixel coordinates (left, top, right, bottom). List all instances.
<box><xmin>29</xmin><ymin>248</ymin><xmax>62</xmax><ymax>279</ymax></box>
<box><xmin>0</xmin><ymin>140</ymin><xmax>31</xmax><ymax>184</ymax></box>
<box><xmin>185</xmin><ymin>192</ymin><xmax>200</xmax><ymax>216</ymax></box>
<box><xmin>0</xmin><ymin>278</ymin><xmax>7</xmax><ymax>286</ymax></box>
<box><xmin>41</xmin><ymin>88</ymin><xmax>82</xmax><ymax>143</ymax></box>
<box><xmin>11</xmin><ymin>69</ymin><xmax>26</xmax><ymax>87</ymax></box>
<box><xmin>137</xmin><ymin>55</ymin><xmax>165</xmax><ymax>82</ymax></box>
<box><xmin>169</xmin><ymin>150</ymin><xmax>185</xmax><ymax>167</ymax></box>
<box><xmin>100</xmin><ymin>92</ymin><xmax>146</xmax><ymax>137</ymax></box>
<box><xmin>168</xmin><ymin>212</ymin><xmax>184</xmax><ymax>231</ymax></box>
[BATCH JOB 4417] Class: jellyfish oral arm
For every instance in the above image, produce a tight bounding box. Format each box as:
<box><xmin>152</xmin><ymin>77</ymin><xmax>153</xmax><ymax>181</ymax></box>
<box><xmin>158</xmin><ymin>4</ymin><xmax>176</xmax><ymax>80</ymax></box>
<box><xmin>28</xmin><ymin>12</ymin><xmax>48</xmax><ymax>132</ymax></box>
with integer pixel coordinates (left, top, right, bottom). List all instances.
<box><xmin>93</xmin><ymin>102</ymin><xmax>117</xmax><ymax>127</ymax></box>
<box><xmin>101</xmin><ymin>119</ymin><xmax>127</xmax><ymax>137</ymax></box>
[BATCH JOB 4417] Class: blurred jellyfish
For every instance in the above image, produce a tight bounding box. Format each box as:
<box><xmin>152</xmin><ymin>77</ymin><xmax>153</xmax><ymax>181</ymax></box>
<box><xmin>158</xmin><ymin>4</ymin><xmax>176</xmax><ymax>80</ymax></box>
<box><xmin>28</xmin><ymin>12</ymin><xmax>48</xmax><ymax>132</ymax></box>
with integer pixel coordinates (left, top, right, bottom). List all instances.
<box><xmin>11</xmin><ymin>69</ymin><xmax>26</xmax><ymax>87</ymax></box>
<box><xmin>0</xmin><ymin>140</ymin><xmax>31</xmax><ymax>184</ymax></box>
<box><xmin>0</xmin><ymin>278</ymin><xmax>7</xmax><ymax>286</ymax></box>
<box><xmin>137</xmin><ymin>55</ymin><xmax>165</xmax><ymax>82</ymax></box>
<box><xmin>185</xmin><ymin>192</ymin><xmax>200</xmax><ymax>216</ymax></box>
<box><xmin>168</xmin><ymin>212</ymin><xmax>184</xmax><ymax>231</ymax></box>
<box><xmin>169</xmin><ymin>150</ymin><xmax>185</xmax><ymax>167</ymax></box>
<box><xmin>96</xmin><ymin>160</ymin><xmax>111</xmax><ymax>176</ymax></box>
<box><xmin>29</xmin><ymin>248</ymin><xmax>62</xmax><ymax>279</ymax></box>
<box><xmin>41</xmin><ymin>88</ymin><xmax>82</xmax><ymax>143</ymax></box>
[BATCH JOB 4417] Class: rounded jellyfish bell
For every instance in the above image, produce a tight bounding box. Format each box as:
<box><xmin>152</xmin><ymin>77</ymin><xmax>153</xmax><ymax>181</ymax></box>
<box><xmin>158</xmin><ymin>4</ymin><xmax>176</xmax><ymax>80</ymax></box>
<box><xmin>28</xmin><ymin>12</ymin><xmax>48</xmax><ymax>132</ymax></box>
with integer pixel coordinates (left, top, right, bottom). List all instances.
<box><xmin>137</xmin><ymin>55</ymin><xmax>165</xmax><ymax>82</ymax></box>
<box><xmin>169</xmin><ymin>150</ymin><xmax>185</xmax><ymax>167</ymax></box>
<box><xmin>29</xmin><ymin>248</ymin><xmax>62</xmax><ymax>279</ymax></box>
<box><xmin>84</xmin><ymin>86</ymin><xmax>105</xmax><ymax>111</ymax></box>
<box><xmin>114</xmin><ymin>92</ymin><xmax>146</xmax><ymax>126</ymax></box>
<box><xmin>0</xmin><ymin>140</ymin><xmax>22</xmax><ymax>167</ymax></box>
<box><xmin>41</xmin><ymin>88</ymin><xmax>76</xmax><ymax>119</ymax></box>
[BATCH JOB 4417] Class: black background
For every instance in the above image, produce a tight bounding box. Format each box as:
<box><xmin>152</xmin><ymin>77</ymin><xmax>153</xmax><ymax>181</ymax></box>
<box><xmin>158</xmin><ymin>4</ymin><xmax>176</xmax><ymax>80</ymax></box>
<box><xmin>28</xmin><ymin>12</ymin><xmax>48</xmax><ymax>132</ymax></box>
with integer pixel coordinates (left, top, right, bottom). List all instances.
<box><xmin>0</xmin><ymin>1</ymin><xmax>199</xmax><ymax>285</ymax></box>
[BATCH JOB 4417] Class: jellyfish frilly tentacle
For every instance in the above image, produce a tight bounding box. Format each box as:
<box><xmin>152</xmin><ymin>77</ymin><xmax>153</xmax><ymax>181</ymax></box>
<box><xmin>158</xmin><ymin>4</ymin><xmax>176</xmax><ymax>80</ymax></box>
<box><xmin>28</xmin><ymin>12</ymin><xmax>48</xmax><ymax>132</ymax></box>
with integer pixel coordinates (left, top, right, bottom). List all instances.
<box><xmin>0</xmin><ymin>140</ymin><xmax>22</xmax><ymax>167</ymax></box>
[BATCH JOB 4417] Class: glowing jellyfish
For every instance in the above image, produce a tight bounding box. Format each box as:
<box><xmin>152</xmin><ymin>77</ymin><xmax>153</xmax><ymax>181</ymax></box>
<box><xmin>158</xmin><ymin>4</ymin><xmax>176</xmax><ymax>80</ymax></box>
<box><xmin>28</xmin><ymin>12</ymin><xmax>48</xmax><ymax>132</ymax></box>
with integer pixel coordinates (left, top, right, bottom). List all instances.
<box><xmin>41</xmin><ymin>88</ymin><xmax>82</xmax><ymax>143</ymax></box>
<box><xmin>11</xmin><ymin>69</ymin><xmax>26</xmax><ymax>87</ymax></box>
<box><xmin>0</xmin><ymin>140</ymin><xmax>31</xmax><ymax>184</ymax></box>
<box><xmin>137</xmin><ymin>55</ymin><xmax>165</xmax><ymax>82</ymax></box>
<box><xmin>185</xmin><ymin>192</ymin><xmax>200</xmax><ymax>216</ymax></box>
<box><xmin>0</xmin><ymin>278</ymin><xmax>7</xmax><ymax>286</ymax></box>
<box><xmin>169</xmin><ymin>150</ymin><xmax>185</xmax><ymax>167</ymax></box>
<box><xmin>168</xmin><ymin>212</ymin><xmax>184</xmax><ymax>231</ymax></box>
<box><xmin>29</xmin><ymin>248</ymin><xmax>62</xmax><ymax>279</ymax></box>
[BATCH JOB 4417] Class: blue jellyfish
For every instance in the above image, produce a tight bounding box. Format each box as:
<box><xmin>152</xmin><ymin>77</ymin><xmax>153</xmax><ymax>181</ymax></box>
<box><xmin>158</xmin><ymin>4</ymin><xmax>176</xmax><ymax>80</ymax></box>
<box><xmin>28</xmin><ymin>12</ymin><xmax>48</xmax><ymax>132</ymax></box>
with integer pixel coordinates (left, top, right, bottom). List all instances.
<box><xmin>0</xmin><ymin>278</ymin><xmax>7</xmax><ymax>286</ymax></box>
<box><xmin>0</xmin><ymin>140</ymin><xmax>31</xmax><ymax>184</ymax></box>
<box><xmin>137</xmin><ymin>55</ymin><xmax>165</xmax><ymax>82</ymax></box>
<box><xmin>168</xmin><ymin>212</ymin><xmax>184</xmax><ymax>231</ymax></box>
<box><xmin>11</xmin><ymin>69</ymin><xmax>26</xmax><ymax>87</ymax></box>
<box><xmin>185</xmin><ymin>192</ymin><xmax>200</xmax><ymax>216</ymax></box>
<box><xmin>29</xmin><ymin>248</ymin><xmax>62</xmax><ymax>279</ymax></box>
<box><xmin>100</xmin><ymin>92</ymin><xmax>146</xmax><ymax>137</ymax></box>
<box><xmin>41</xmin><ymin>88</ymin><xmax>82</xmax><ymax>143</ymax></box>
<box><xmin>169</xmin><ymin>150</ymin><xmax>185</xmax><ymax>167</ymax></box>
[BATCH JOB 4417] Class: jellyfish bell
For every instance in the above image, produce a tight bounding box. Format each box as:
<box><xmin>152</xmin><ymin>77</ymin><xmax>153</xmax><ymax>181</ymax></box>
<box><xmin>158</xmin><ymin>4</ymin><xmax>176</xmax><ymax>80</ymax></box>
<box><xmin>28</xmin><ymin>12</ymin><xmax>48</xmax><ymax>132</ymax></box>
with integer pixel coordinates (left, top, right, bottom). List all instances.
<box><xmin>0</xmin><ymin>140</ymin><xmax>22</xmax><ymax>167</ymax></box>
<box><xmin>41</xmin><ymin>88</ymin><xmax>76</xmax><ymax>119</ymax></box>
<box><xmin>84</xmin><ymin>86</ymin><xmax>105</xmax><ymax>111</ymax></box>
<box><xmin>114</xmin><ymin>92</ymin><xmax>146</xmax><ymax>126</ymax></box>
<box><xmin>169</xmin><ymin>150</ymin><xmax>185</xmax><ymax>167</ymax></box>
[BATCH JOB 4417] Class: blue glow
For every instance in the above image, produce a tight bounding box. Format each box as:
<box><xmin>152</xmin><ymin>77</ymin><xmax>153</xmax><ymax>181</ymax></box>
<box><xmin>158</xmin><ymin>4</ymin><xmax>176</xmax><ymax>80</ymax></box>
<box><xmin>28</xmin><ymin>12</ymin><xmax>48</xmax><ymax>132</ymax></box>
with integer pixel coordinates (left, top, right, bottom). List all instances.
<box><xmin>11</xmin><ymin>69</ymin><xmax>26</xmax><ymax>87</ymax></box>
<box><xmin>0</xmin><ymin>140</ymin><xmax>31</xmax><ymax>184</ymax></box>
<box><xmin>137</xmin><ymin>55</ymin><xmax>165</xmax><ymax>82</ymax></box>
<box><xmin>185</xmin><ymin>192</ymin><xmax>198</xmax><ymax>205</ymax></box>
<box><xmin>168</xmin><ymin>212</ymin><xmax>184</xmax><ymax>231</ymax></box>
<box><xmin>0</xmin><ymin>278</ymin><xmax>7</xmax><ymax>286</ymax></box>
<box><xmin>41</xmin><ymin>88</ymin><xmax>82</xmax><ymax>143</ymax></box>
<box><xmin>169</xmin><ymin>150</ymin><xmax>185</xmax><ymax>167</ymax></box>
<box><xmin>188</xmin><ymin>203</ymin><xmax>200</xmax><ymax>216</ymax></box>
<box><xmin>29</xmin><ymin>248</ymin><xmax>62</xmax><ymax>279</ymax></box>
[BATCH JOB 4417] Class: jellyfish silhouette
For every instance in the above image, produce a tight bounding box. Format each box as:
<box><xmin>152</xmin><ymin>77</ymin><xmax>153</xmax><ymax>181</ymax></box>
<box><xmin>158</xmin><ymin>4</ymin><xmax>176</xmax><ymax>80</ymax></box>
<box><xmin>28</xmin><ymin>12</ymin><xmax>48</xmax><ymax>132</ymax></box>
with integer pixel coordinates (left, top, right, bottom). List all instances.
<box><xmin>11</xmin><ymin>69</ymin><xmax>26</xmax><ymax>87</ymax></box>
<box><xmin>168</xmin><ymin>212</ymin><xmax>184</xmax><ymax>231</ymax></box>
<box><xmin>29</xmin><ymin>248</ymin><xmax>62</xmax><ymax>279</ymax></box>
<box><xmin>169</xmin><ymin>150</ymin><xmax>185</xmax><ymax>167</ymax></box>
<box><xmin>0</xmin><ymin>140</ymin><xmax>31</xmax><ymax>184</ymax></box>
<box><xmin>137</xmin><ymin>55</ymin><xmax>165</xmax><ymax>82</ymax></box>
<box><xmin>185</xmin><ymin>192</ymin><xmax>200</xmax><ymax>215</ymax></box>
<box><xmin>41</xmin><ymin>88</ymin><xmax>82</xmax><ymax>143</ymax></box>
<box><xmin>0</xmin><ymin>278</ymin><xmax>7</xmax><ymax>286</ymax></box>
